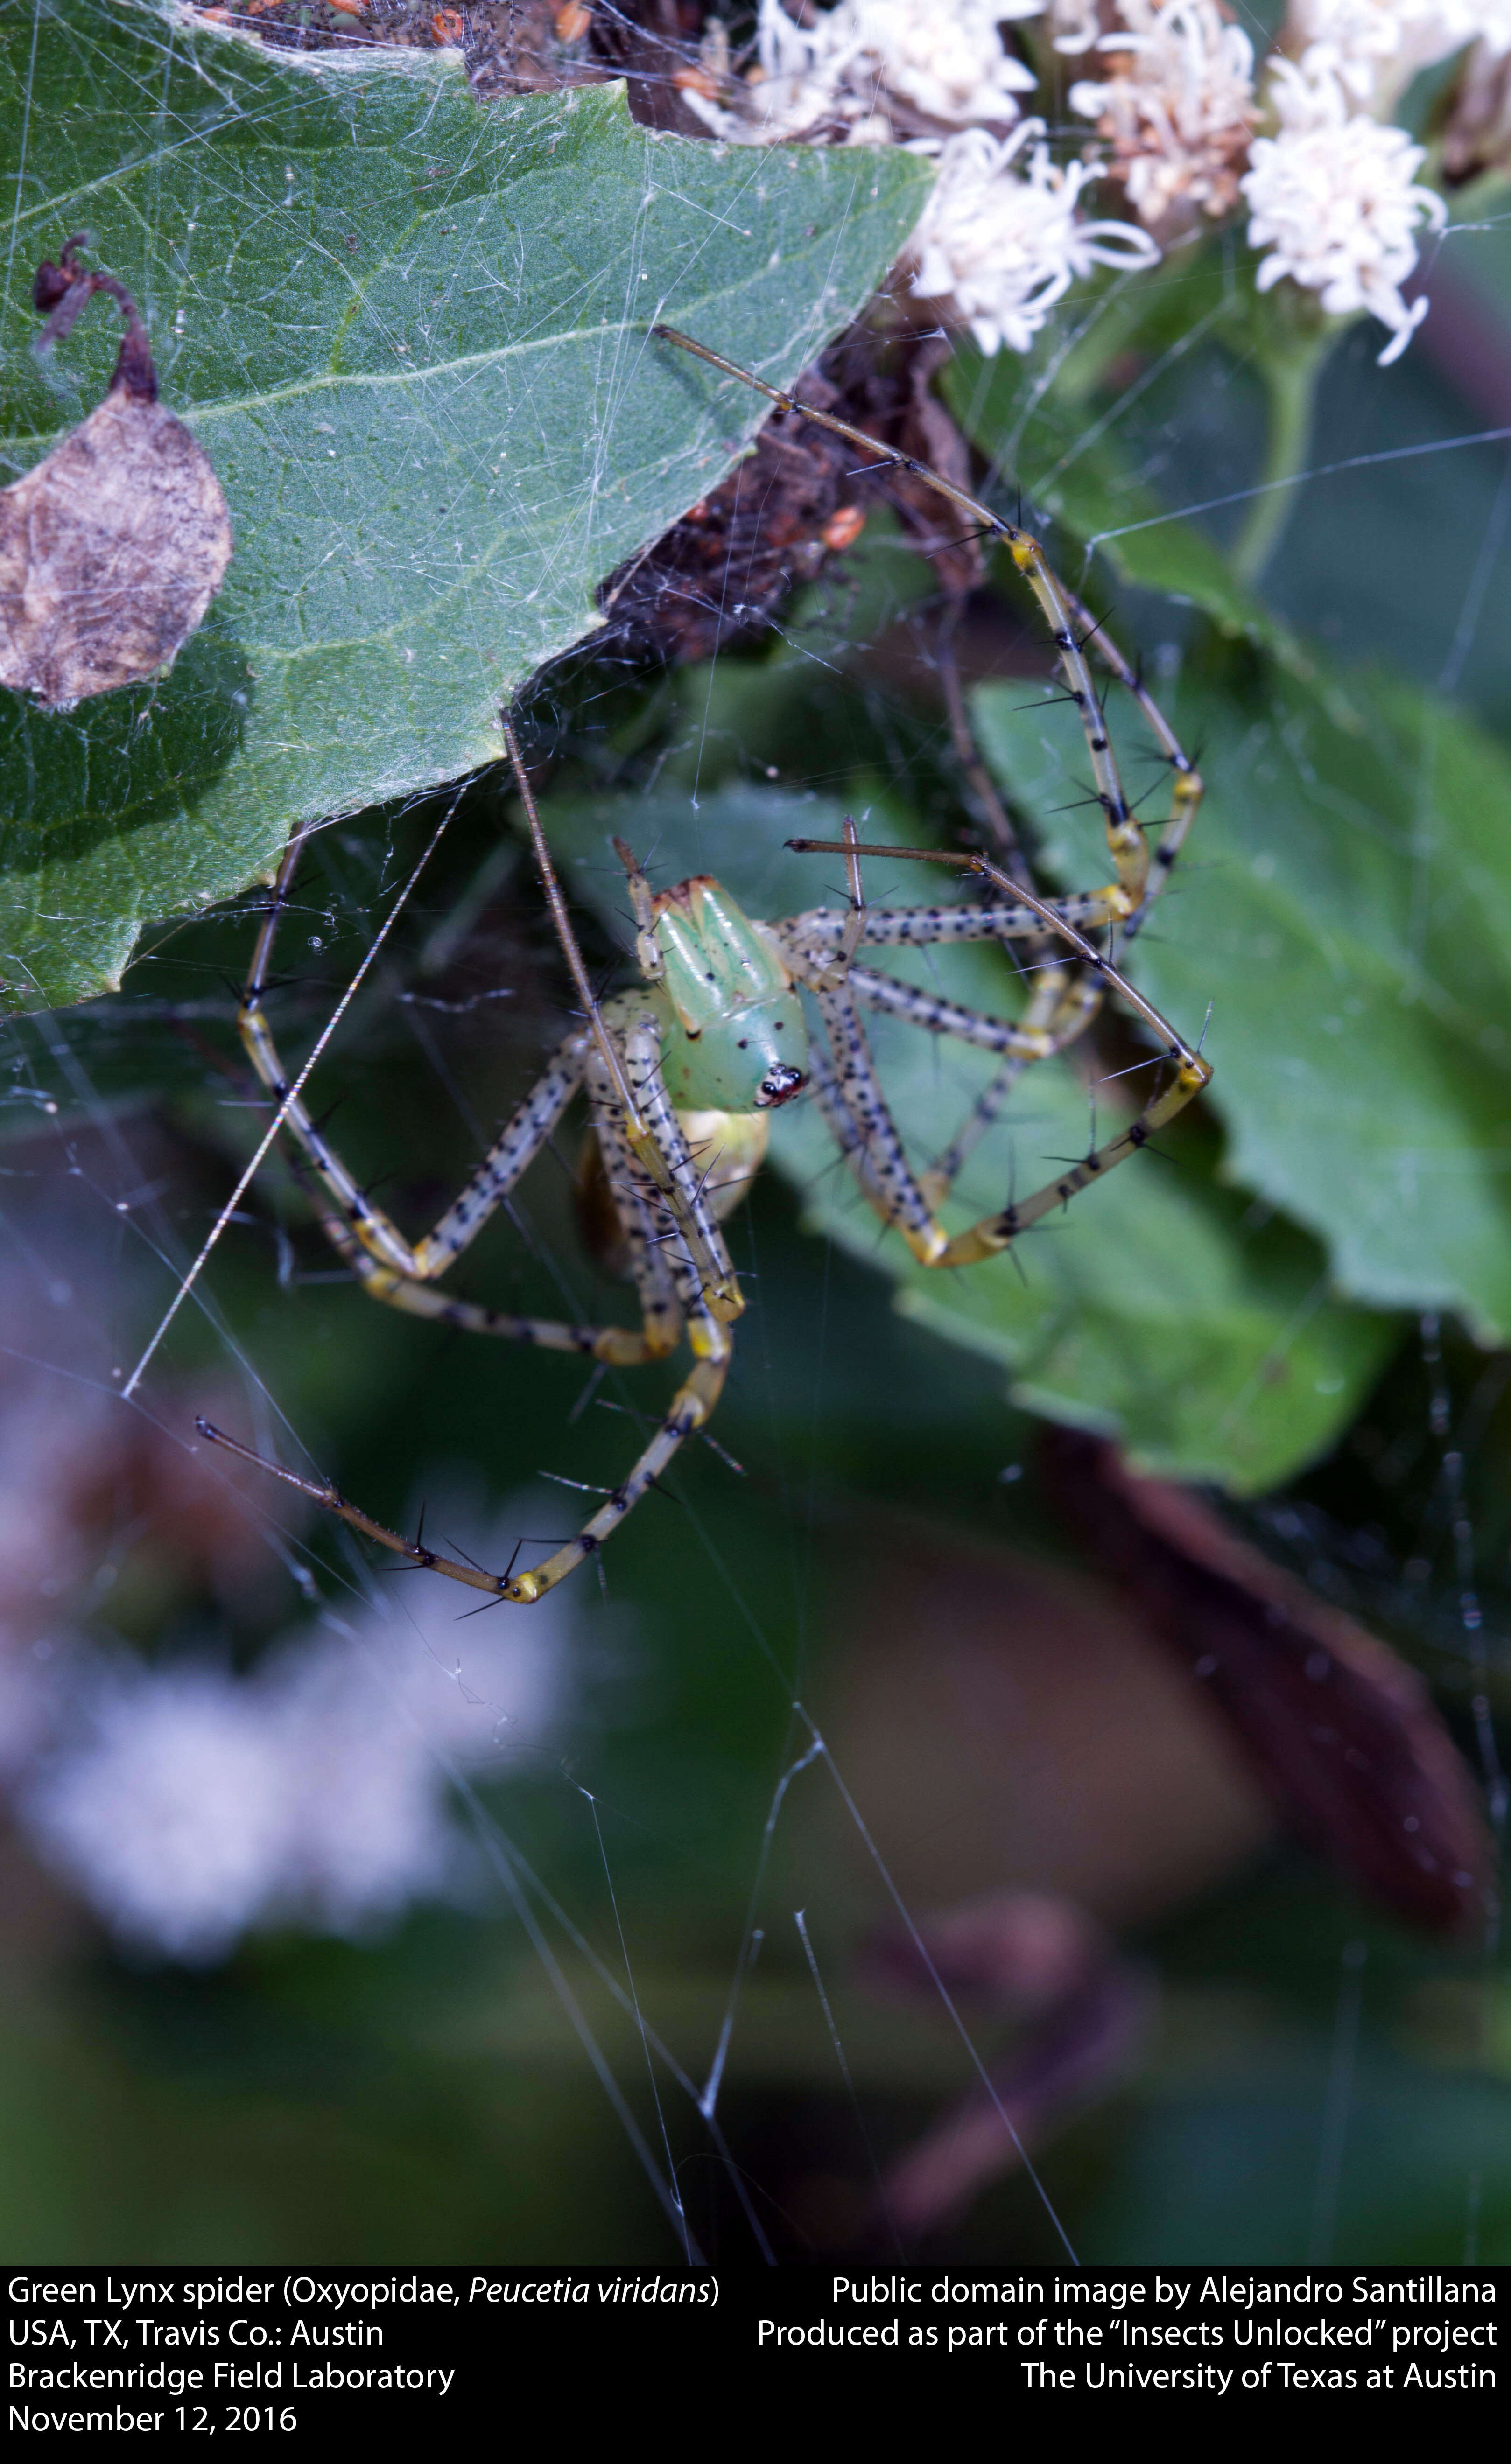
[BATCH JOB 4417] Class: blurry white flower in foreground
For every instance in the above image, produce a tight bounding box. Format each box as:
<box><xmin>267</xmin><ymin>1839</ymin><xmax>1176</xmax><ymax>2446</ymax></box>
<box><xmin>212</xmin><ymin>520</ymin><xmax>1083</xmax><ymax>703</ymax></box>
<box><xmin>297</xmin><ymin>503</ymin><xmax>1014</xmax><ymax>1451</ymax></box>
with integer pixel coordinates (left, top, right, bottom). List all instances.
<box><xmin>911</xmin><ymin>121</ymin><xmax>1161</xmax><ymax>355</ymax></box>
<box><xmin>683</xmin><ymin>0</ymin><xmax>860</xmax><ymax>143</ymax></box>
<box><xmin>1286</xmin><ymin>0</ymin><xmax>1511</xmax><ymax>106</ymax></box>
<box><xmin>1069</xmin><ymin>0</ymin><xmax>1258</xmax><ymax>232</ymax></box>
<box><xmin>1241</xmin><ymin>60</ymin><xmax>1446</xmax><ymax>364</ymax></box>
<box><xmin>21</xmin><ymin>1497</ymin><xmax>582</xmax><ymax>1964</ymax></box>
<box><xmin>26</xmin><ymin>1666</ymin><xmax>295</xmax><ymax>1963</ymax></box>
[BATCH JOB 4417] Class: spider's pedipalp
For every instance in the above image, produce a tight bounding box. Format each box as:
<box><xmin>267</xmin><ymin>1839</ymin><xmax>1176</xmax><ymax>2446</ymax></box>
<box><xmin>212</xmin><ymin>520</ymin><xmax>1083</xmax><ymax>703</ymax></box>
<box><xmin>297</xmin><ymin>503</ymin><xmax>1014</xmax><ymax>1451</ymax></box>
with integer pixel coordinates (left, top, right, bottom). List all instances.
<box><xmin>613</xmin><ymin>834</ymin><xmax>665</xmax><ymax>982</ymax></box>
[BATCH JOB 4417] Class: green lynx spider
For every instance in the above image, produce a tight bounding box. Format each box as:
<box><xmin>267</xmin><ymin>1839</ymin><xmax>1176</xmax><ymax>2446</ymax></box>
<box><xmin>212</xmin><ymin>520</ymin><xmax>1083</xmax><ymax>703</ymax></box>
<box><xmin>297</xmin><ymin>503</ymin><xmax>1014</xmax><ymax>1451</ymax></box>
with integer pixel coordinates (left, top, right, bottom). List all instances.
<box><xmin>200</xmin><ymin>327</ymin><xmax>1210</xmax><ymax>1604</ymax></box>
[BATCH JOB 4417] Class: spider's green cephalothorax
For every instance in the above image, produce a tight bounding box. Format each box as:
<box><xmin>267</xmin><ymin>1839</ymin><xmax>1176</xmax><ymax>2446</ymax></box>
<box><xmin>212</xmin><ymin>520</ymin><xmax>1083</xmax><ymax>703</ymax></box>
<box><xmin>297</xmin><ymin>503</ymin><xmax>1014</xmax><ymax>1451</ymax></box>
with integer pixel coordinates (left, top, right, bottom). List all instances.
<box><xmin>647</xmin><ymin>875</ymin><xmax>808</xmax><ymax>1113</ymax></box>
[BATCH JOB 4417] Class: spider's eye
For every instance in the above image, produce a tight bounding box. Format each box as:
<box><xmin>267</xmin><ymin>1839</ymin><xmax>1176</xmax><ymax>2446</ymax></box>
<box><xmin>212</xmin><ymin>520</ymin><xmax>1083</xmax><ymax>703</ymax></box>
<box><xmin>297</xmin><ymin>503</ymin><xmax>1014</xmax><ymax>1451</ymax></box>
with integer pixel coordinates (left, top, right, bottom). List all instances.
<box><xmin>755</xmin><ymin>1063</ymin><xmax>807</xmax><ymax>1109</ymax></box>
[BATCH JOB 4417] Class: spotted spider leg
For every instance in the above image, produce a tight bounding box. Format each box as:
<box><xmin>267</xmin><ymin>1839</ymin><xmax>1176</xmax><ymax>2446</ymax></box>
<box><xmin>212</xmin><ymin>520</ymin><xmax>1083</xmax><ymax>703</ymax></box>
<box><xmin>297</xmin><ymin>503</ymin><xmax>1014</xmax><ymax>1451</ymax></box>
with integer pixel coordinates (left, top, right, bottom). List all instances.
<box><xmin>934</xmin><ymin>626</ymin><xmax>1096</xmax><ymax>1192</ymax></box>
<box><xmin>204</xmin><ymin>1034</ymin><xmax>738</xmax><ymax>1605</ymax></box>
<box><xmin>792</xmin><ymin>963</ymin><xmax>1104</xmax><ymax>1265</ymax></box>
<box><xmin>211</xmin><ymin>853</ymin><xmax>745</xmax><ymax>1602</ymax></box>
<box><xmin>652</xmin><ymin>325</ymin><xmax>1204</xmax><ymax>934</ymax></box>
<box><xmin>771</xmin><ymin>889</ymin><xmax>1102</xmax><ymax>1206</ymax></box>
<box><xmin>503</xmin><ymin>721</ymin><xmax>740</xmax><ymax>1321</ymax></box>
<box><xmin>914</xmin><ymin>979</ymin><xmax>1098</xmax><ymax>1206</ymax></box>
<box><xmin>272</xmin><ymin>1088</ymin><xmax>687</xmax><ymax>1371</ymax></box>
<box><xmin>230</xmin><ymin>820</ymin><xmax>671</xmax><ymax>1364</ymax></box>
<box><xmin>779</xmin><ymin>864</ymin><xmax>1098</xmax><ymax>1252</ymax></box>
<box><xmin>1050</xmin><ymin>573</ymin><xmax>1204</xmax><ymax>941</ymax></box>
<box><xmin>205</xmin><ymin>1313</ymin><xmax>732</xmax><ymax>1606</ymax></box>
<box><xmin>652</xmin><ymin>326</ymin><xmax>1206</xmax><ymax>1217</ymax></box>
<box><xmin>771</xmin><ymin>824</ymin><xmax>1077</xmax><ymax>1218</ymax></box>
<box><xmin>778</xmin><ymin>842</ymin><xmax>1212</xmax><ymax>1269</ymax></box>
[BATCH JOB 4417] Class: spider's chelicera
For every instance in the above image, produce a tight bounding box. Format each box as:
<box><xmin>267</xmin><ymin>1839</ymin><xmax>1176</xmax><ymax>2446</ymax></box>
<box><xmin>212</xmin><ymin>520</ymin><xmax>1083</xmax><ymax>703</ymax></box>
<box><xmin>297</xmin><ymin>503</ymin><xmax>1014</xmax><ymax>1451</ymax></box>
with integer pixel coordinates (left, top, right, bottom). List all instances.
<box><xmin>200</xmin><ymin>327</ymin><xmax>1212</xmax><ymax>1604</ymax></box>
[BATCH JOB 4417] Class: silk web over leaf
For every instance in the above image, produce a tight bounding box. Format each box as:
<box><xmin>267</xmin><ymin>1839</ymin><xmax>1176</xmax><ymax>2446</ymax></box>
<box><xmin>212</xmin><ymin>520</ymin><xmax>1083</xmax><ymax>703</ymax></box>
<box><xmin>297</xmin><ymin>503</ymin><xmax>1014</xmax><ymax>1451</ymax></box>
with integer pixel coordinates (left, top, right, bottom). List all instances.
<box><xmin>0</xmin><ymin>0</ymin><xmax>927</xmax><ymax>1010</ymax></box>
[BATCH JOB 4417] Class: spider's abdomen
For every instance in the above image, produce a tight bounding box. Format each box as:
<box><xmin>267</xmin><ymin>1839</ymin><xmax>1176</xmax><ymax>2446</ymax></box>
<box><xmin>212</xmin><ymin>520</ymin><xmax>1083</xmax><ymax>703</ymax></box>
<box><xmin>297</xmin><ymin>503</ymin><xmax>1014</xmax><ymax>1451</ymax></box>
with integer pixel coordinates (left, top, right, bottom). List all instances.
<box><xmin>647</xmin><ymin>876</ymin><xmax>809</xmax><ymax>1114</ymax></box>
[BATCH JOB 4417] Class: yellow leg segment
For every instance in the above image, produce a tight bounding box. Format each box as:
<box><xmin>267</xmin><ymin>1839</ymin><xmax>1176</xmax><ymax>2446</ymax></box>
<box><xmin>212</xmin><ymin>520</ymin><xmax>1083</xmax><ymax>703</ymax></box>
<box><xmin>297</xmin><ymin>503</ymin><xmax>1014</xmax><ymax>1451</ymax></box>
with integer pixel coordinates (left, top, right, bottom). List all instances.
<box><xmin>788</xmin><ymin>835</ymin><xmax>1212</xmax><ymax>1269</ymax></box>
<box><xmin>931</xmin><ymin>1054</ymin><xmax>1212</xmax><ymax>1269</ymax></box>
<box><xmin>291</xmin><ymin>1139</ymin><xmax>683</xmax><ymax>1367</ymax></box>
<box><xmin>198</xmin><ymin>1318</ymin><xmax>732</xmax><ymax>1607</ymax></box>
<box><xmin>239</xmin><ymin>824</ymin><xmax>588</xmax><ymax>1288</ymax></box>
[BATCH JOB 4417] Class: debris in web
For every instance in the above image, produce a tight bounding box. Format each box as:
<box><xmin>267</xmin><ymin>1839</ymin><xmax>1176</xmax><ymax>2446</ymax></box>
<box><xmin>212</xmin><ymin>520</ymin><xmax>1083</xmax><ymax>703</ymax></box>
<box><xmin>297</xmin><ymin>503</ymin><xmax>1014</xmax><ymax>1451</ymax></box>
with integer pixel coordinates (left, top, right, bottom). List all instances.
<box><xmin>1041</xmin><ymin>1428</ymin><xmax>1495</xmax><ymax>1937</ymax></box>
<box><xmin>184</xmin><ymin>1</ymin><xmax>718</xmax><ymax>134</ymax></box>
<box><xmin>597</xmin><ymin>322</ymin><xmax>985</xmax><ymax>667</ymax></box>
<box><xmin>0</xmin><ymin>241</ymin><xmax>232</xmax><ymax>712</ymax></box>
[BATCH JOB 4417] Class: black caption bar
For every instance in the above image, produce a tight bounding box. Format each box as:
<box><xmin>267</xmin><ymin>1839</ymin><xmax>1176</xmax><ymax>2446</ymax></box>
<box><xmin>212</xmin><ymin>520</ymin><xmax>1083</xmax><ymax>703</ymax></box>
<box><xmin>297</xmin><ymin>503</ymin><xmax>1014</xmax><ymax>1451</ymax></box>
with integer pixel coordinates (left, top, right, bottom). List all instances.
<box><xmin>4</xmin><ymin>2265</ymin><xmax>1503</xmax><ymax>2434</ymax></box>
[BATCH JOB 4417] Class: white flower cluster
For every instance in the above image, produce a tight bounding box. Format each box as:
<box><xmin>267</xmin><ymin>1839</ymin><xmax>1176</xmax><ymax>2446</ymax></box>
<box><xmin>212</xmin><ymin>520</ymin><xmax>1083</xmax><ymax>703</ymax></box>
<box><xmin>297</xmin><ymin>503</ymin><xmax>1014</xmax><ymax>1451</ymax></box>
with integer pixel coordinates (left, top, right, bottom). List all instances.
<box><xmin>21</xmin><ymin>1495</ymin><xmax>580</xmax><ymax>1963</ymax></box>
<box><xmin>681</xmin><ymin>0</ymin><xmax>1473</xmax><ymax>369</ymax></box>
<box><xmin>1287</xmin><ymin>0</ymin><xmax>1511</xmax><ymax>105</ymax></box>
<box><xmin>684</xmin><ymin>0</ymin><xmax>1043</xmax><ymax>145</ymax></box>
<box><xmin>911</xmin><ymin>120</ymin><xmax>1160</xmax><ymax>354</ymax></box>
<box><xmin>686</xmin><ymin>0</ymin><xmax>1159</xmax><ymax>356</ymax></box>
<box><xmin>1241</xmin><ymin>55</ymin><xmax>1448</xmax><ymax>364</ymax></box>
<box><xmin>1069</xmin><ymin>0</ymin><xmax>1259</xmax><ymax>232</ymax></box>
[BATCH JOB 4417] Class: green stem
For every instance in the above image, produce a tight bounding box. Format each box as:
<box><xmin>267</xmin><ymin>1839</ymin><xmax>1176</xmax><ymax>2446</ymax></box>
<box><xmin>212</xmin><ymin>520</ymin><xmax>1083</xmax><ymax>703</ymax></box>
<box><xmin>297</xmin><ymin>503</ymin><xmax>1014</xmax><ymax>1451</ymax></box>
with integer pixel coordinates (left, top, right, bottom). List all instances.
<box><xmin>1230</xmin><ymin>335</ymin><xmax>1328</xmax><ymax>589</ymax></box>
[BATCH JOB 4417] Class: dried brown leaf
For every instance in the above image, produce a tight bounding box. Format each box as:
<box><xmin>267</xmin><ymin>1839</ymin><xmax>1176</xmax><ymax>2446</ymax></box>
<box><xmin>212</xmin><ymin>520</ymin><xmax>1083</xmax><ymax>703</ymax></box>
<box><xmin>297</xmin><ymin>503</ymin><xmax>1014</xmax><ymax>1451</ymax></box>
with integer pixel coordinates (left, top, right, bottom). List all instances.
<box><xmin>0</xmin><ymin>245</ymin><xmax>232</xmax><ymax>711</ymax></box>
<box><xmin>1041</xmin><ymin>1428</ymin><xmax>1495</xmax><ymax>1935</ymax></box>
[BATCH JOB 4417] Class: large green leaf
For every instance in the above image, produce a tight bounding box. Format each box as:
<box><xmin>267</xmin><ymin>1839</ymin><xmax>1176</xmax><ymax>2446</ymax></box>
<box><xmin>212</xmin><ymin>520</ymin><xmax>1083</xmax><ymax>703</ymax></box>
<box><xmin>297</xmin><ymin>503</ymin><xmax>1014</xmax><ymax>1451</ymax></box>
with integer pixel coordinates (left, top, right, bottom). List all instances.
<box><xmin>978</xmin><ymin>659</ymin><xmax>1511</xmax><ymax>1343</ymax></box>
<box><xmin>0</xmin><ymin>1</ymin><xmax>927</xmax><ymax>1013</ymax></box>
<box><xmin>543</xmin><ymin>782</ymin><xmax>1395</xmax><ymax>1493</ymax></box>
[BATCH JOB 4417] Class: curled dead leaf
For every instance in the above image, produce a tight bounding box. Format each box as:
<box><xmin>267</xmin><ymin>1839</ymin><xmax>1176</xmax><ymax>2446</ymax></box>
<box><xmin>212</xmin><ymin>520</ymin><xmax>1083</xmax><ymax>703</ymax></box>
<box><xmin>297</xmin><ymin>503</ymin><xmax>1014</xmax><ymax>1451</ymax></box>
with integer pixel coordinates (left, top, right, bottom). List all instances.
<box><xmin>1040</xmin><ymin>1428</ymin><xmax>1495</xmax><ymax>1936</ymax></box>
<box><xmin>0</xmin><ymin>242</ymin><xmax>232</xmax><ymax>711</ymax></box>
